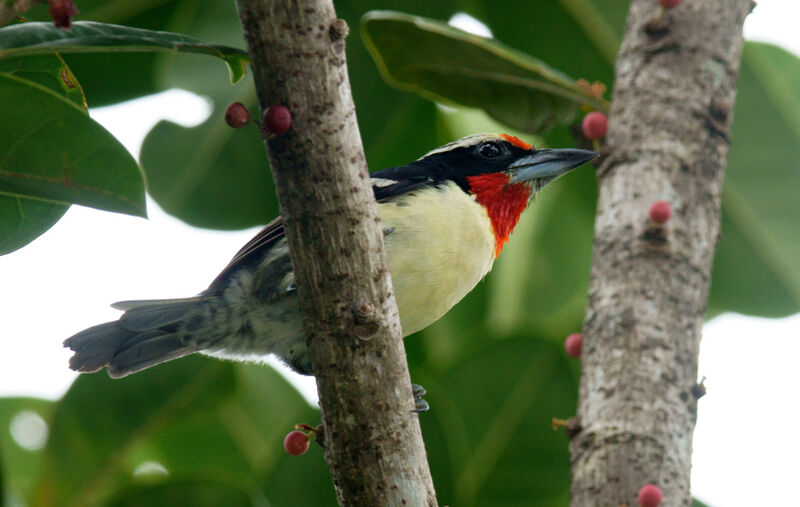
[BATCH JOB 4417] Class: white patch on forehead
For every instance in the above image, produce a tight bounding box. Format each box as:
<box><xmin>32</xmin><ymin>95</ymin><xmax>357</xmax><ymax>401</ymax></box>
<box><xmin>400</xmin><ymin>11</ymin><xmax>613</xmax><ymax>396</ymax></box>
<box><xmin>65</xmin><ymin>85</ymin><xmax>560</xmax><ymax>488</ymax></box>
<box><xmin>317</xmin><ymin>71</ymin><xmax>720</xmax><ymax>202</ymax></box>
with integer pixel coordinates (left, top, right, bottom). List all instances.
<box><xmin>420</xmin><ymin>133</ymin><xmax>505</xmax><ymax>159</ymax></box>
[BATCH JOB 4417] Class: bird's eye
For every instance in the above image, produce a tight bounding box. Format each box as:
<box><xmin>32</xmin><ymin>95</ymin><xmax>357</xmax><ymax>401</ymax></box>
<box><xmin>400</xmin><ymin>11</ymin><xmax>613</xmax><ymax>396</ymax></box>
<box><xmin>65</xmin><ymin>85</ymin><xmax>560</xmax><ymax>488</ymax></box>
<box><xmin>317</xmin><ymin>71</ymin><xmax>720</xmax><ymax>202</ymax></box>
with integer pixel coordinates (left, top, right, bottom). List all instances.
<box><xmin>478</xmin><ymin>142</ymin><xmax>502</xmax><ymax>158</ymax></box>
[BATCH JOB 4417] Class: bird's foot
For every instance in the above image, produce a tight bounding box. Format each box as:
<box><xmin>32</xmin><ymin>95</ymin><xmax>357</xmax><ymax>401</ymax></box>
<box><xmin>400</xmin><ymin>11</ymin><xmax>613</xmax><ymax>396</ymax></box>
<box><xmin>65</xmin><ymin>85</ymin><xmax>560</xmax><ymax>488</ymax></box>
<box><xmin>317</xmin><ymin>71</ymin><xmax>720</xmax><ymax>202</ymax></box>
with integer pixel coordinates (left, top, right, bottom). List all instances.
<box><xmin>411</xmin><ymin>383</ymin><xmax>429</xmax><ymax>413</ymax></box>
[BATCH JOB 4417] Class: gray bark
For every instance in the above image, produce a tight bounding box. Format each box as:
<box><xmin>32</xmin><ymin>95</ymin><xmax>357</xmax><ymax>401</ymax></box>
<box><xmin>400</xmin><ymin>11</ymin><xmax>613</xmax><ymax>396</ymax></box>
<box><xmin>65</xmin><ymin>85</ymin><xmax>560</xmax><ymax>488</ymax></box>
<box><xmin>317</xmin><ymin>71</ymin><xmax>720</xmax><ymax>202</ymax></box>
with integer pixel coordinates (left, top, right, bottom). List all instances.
<box><xmin>234</xmin><ymin>1</ymin><xmax>437</xmax><ymax>505</ymax></box>
<box><xmin>570</xmin><ymin>1</ymin><xmax>752</xmax><ymax>505</ymax></box>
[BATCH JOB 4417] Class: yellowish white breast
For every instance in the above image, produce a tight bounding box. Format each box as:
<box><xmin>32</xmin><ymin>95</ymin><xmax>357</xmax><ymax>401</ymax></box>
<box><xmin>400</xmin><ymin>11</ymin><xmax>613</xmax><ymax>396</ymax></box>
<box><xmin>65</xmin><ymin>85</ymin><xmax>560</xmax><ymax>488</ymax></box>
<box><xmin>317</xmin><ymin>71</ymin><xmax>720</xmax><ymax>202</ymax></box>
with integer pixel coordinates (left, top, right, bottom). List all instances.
<box><xmin>379</xmin><ymin>181</ymin><xmax>497</xmax><ymax>336</ymax></box>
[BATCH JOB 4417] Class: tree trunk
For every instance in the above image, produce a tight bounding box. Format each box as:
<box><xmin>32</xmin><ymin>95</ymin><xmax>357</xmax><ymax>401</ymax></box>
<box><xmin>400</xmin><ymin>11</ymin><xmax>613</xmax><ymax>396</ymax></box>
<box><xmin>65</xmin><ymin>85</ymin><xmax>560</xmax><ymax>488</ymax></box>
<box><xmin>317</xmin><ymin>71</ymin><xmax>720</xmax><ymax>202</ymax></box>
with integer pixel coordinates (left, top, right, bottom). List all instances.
<box><xmin>234</xmin><ymin>1</ymin><xmax>437</xmax><ymax>505</ymax></box>
<box><xmin>570</xmin><ymin>1</ymin><xmax>752</xmax><ymax>505</ymax></box>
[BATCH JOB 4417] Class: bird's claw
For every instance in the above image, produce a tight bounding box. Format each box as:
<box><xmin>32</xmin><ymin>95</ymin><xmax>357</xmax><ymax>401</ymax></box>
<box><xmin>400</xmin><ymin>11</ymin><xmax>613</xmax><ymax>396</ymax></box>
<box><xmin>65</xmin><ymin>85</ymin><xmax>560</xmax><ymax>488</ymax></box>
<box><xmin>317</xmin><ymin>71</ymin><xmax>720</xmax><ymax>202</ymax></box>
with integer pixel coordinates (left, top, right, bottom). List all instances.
<box><xmin>411</xmin><ymin>383</ymin><xmax>429</xmax><ymax>413</ymax></box>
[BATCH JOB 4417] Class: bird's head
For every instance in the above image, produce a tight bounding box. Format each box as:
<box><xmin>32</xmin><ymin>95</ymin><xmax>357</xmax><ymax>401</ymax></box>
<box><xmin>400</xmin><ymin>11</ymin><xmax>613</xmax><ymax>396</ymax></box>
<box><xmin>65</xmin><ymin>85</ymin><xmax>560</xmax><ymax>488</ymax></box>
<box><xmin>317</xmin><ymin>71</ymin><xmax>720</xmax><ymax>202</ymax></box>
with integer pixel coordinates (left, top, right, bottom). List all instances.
<box><xmin>419</xmin><ymin>133</ymin><xmax>596</xmax><ymax>256</ymax></box>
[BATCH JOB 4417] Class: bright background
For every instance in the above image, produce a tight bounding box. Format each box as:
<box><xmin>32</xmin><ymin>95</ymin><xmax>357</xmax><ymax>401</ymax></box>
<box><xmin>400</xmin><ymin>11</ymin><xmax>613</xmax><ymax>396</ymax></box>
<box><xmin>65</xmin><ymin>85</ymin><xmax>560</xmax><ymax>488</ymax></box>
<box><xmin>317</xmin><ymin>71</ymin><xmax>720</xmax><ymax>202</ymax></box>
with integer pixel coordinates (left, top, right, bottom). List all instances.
<box><xmin>2</xmin><ymin>1</ymin><xmax>798</xmax><ymax>505</ymax></box>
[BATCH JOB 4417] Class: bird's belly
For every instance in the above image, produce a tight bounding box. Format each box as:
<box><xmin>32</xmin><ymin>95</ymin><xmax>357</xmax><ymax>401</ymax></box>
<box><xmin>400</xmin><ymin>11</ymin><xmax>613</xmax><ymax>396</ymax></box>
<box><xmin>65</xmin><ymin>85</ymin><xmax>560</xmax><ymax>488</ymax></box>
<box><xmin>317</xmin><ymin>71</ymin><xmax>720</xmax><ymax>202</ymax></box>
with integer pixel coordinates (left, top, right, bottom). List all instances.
<box><xmin>380</xmin><ymin>184</ymin><xmax>497</xmax><ymax>336</ymax></box>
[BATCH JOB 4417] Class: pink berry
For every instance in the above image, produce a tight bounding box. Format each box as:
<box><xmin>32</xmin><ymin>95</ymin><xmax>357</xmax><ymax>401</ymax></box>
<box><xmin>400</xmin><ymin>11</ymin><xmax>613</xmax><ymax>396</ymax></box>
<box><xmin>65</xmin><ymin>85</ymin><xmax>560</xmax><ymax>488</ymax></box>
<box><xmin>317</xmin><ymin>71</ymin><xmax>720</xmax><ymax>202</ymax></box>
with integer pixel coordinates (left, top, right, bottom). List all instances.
<box><xmin>283</xmin><ymin>430</ymin><xmax>310</xmax><ymax>456</ymax></box>
<box><xmin>637</xmin><ymin>484</ymin><xmax>663</xmax><ymax>507</ymax></box>
<box><xmin>658</xmin><ymin>0</ymin><xmax>681</xmax><ymax>9</ymax></box>
<box><xmin>225</xmin><ymin>102</ymin><xmax>251</xmax><ymax>129</ymax></box>
<box><xmin>581</xmin><ymin>112</ymin><xmax>608</xmax><ymax>140</ymax></box>
<box><xmin>565</xmin><ymin>333</ymin><xmax>583</xmax><ymax>358</ymax></box>
<box><xmin>50</xmin><ymin>0</ymin><xmax>79</xmax><ymax>29</ymax></box>
<box><xmin>649</xmin><ymin>201</ymin><xmax>672</xmax><ymax>224</ymax></box>
<box><xmin>264</xmin><ymin>105</ymin><xmax>292</xmax><ymax>135</ymax></box>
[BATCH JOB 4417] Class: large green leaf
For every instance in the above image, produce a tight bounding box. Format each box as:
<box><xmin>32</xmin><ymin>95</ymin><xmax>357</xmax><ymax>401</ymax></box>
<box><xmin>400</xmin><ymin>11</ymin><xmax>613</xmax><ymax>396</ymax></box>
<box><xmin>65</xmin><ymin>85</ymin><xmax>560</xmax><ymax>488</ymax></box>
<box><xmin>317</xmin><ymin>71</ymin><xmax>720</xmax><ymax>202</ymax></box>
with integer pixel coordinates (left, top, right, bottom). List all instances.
<box><xmin>0</xmin><ymin>74</ymin><xmax>145</xmax><ymax>212</ymax></box>
<box><xmin>126</xmin><ymin>363</ymin><xmax>334</xmax><ymax>504</ymax></box>
<box><xmin>0</xmin><ymin>59</ymin><xmax>143</xmax><ymax>254</ymax></box>
<box><xmin>417</xmin><ymin>337</ymin><xmax>577</xmax><ymax>506</ymax></box>
<box><xmin>0</xmin><ymin>196</ymin><xmax>68</xmax><ymax>255</ymax></box>
<box><xmin>339</xmin><ymin>1</ymin><xmax>448</xmax><ymax>171</ymax></box>
<box><xmin>27</xmin><ymin>355</ymin><xmax>334</xmax><ymax>506</ymax></box>
<box><xmin>140</xmin><ymin>103</ymin><xmax>278</xmax><ymax>230</ymax></box>
<box><xmin>0</xmin><ymin>21</ymin><xmax>248</xmax><ymax>84</ymax></box>
<box><xmin>106</xmin><ymin>480</ymin><xmax>254</xmax><ymax>507</ymax></box>
<box><xmin>361</xmin><ymin>11</ymin><xmax>607</xmax><ymax>134</ymax></box>
<box><xmin>23</xmin><ymin>0</ymin><xmax>189</xmax><ymax>106</ymax></box>
<box><xmin>144</xmin><ymin>364</ymin><xmax>324</xmax><ymax>495</ymax></box>
<box><xmin>151</xmin><ymin>0</ymin><xmax>247</xmax><ymax>99</ymax></box>
<box><xmin>226</xmin><ymin>365</ymin><xmax>334</xmax><ymax>505</ymax></box>
<box><xmin>461</xmin><ymin>0</ymin><xmax>625</xmax><ymax>78</ymax></box>
<box><xmin>0</xmin><ymin>55</ymin><xmax>82</xmax><ymax>254</ymax></box>
<box><xmin>31</xmin><ymin>357</ymin><xmax>236</xmax><ymax>506</ymax></box>
<box><xmin>136</xmin><ymin>1</ymin><xmax>273</xmax><ymax>229</ymax></box>
<box><xmin>708</xmin><ymin>42</ymin><xmax>800</xmax><ymax>317</ymax></box>
<box><xmin>0</xmin><ymin>398</ymin><xmax>54</xmax><ymax>503</ymax></box>
<box><xmin>0</xmin><ymin>54</ymin><xmax>87</xmax><ymax>110</ymax></box>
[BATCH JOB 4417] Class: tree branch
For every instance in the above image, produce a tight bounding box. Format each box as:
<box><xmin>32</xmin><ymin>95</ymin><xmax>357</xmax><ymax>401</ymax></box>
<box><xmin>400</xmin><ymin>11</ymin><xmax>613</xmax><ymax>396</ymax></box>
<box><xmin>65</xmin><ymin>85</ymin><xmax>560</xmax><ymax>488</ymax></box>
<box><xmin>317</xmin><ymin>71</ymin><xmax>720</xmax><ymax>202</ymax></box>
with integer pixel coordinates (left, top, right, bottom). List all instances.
<box><xmin>234</xmin><ymin>0</ymin><xmax>437</xmax><ymax>505</ymax></box>
<box><xmin>570</xmin><ymin>1</ymin><xmax>752</xmax><ymax>505</ymax></box>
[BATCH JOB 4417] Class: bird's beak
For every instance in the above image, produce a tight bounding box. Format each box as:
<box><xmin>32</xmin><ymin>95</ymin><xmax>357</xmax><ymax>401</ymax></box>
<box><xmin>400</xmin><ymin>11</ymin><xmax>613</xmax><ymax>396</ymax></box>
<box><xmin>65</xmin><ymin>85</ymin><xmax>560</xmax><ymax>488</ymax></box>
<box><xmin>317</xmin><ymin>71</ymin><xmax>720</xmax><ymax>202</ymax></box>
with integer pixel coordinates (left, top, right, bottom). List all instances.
<box><xmin>508</xmin><ymin>148</ymin><xmax>597</xmax><ymax>184</ymax></box>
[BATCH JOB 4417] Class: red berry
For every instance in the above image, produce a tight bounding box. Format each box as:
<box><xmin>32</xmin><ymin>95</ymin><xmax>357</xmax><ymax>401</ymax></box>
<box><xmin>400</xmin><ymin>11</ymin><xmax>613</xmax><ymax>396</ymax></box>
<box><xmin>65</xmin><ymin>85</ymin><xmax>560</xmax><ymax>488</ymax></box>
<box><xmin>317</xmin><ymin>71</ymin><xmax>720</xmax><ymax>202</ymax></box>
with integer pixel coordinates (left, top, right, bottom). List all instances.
<box><xmin>565</xmin><ymin>333</ymin><xmax>583</xmax><ymax>358</ymax></box>
<box><xmin>637</xmin><ymin>484</ymin><xmax>663</xmax><ymax>507</ymax></box>
<box><xmin>264</xmin><ymin>105</ymin><xmax>292</xmax><ymax>135</ymax></box>
<box><xmin>649</xmin><ymin>201</ymin><xmax>672</xmax><ymax>224</ymax></box>
<box><xmin>283</xmin><ymin>430</ymin><xmax>310</xmax><ymax>456</ymax></box>
<box><xmin>581</xmin><ymin>112</ymin><xmax>608</xmax><ymax>140</ymax></box>
<box><xmin>50</xmin><ymin>0</ymin><xmax>79</xmax><ymax>29</ymax></box>
<box><xmin>225</xmin><ymin>102</ymin><xmax>251</xmax><ymax>129</ymax></box>
<box><xmin>658</xmin><ymin>0</ymin><xmax>681</xmax><ymax>9</ymax></box>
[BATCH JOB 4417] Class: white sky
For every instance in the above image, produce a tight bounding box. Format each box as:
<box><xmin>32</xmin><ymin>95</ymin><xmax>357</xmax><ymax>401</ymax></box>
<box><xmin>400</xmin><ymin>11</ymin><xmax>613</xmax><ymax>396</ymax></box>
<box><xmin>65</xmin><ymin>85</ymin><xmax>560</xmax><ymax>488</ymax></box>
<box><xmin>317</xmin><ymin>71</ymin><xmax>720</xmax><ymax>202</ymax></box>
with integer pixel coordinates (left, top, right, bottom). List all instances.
<box><xmin>1</xmin><ymin>2</ymin><xmax>799</xmax><ymax>506</ymax></box>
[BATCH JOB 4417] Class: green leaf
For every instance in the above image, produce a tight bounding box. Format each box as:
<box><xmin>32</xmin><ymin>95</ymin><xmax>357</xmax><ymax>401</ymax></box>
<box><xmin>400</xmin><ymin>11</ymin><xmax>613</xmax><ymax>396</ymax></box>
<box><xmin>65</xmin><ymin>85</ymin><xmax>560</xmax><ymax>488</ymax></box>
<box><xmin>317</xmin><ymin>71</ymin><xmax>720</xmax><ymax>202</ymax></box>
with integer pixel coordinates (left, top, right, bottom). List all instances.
<box><xmin>708</xmin><ymin>42</ymin><xmax>800</xmax><ymax>317</ymax></box>
<box><xmin>151</xmin><ymin>0</ymin><xmax>248</xmax><ymax>99</ymax></box>
<box><xmin>146</xmin><ymin>364</ymin><xmax>320</xmax><ymax>487</ymax></box>
<box><xmin>28</xmin><ymin>356</ymin><xmax>334</xmax><ymax>506</ymax></box>
<box><xmin>473</xmin><ymin>0</ymin><xmax>626</xmax><ymax>77</ymax></box>
<box><xmin>0</xmin><ymin>196</ymin><xmax>68</xmax><ymax>255</ymax></box>
<box><xmin>140</xmin><ymin>102</ymin><xmax>278</xmax><ymax>230</ymax></box>
<box><xmin>0</xmin><ymin>398</ymin><xmax>54</xmax><ymax>503</ymax></box>
<box><xmin>23</xmin><ymin>0</ymin><xmax>190</xmax><ymax>107</ymax></box>
<box><xmin>135</xmin><ymin>363</ymin><xmax>334</xmax><ymax>504</ymax></box>
<box><xmin>0</xmin><ymin>54</ymin><xmax>82</xmax><ymax>254</ymax></box>
<box><xmin>0</xmin><ymin>55</ymin><xmax>139</xmax><ymax>254</ymax></box>
<box><xmin>32</xmin><ymin>357</ymin><xmax>236</xmax><ymax>506</ymax></box>
<box><xmin>225</xmin><ymin>365</ymin><xmax>335</xmax><ymax>505</ymax></box>
<box><xmin>106</xmin><ymin>480</ymin><xmax>254</xmax><ymax>507</ymax></box>
<box><xmin>361</xmin><ymin>10</ymin><xmax>607</xmax><ymax>134</ymax></box>
<box><xmin>417</xmin><ymin>337</ymin><xmax>576</xmax><ymax>506</ymax></box>
<box><xmin>0</xmin><ymin>73</ymin><xmax>145</xmax><ymax>220</ymax></box>
<box><xmin>0</xmin><ymin>54</ymin><xmax>88</xmax><ymax>110</ymax></box>
<box><xmin>0</xmin><ymin>21</ymin><xmax>248</xmax><ymax>84</ymax></box>
<box><xmin>133</xmin><ymin>2</ymin><xmax>275</xmax><ymax>229</ymax></box>
<box><xmin>328</xmin><ymin>1</ymin><xmax>445</xmax><ymax>173</ymax></box>
<box><xmin>17</xmin><ymin>0</ymin><xmax>252</xmax><ymax>107</ymax></box>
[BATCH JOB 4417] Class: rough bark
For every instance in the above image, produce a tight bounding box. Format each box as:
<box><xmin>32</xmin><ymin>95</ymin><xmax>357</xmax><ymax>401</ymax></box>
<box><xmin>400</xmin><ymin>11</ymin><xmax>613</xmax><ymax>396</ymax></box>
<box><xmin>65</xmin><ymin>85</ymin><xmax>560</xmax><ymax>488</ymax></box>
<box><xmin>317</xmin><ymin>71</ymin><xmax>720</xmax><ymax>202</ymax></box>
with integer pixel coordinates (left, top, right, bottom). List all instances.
<box><xmin>234</xmin><ymin>1</ymin><xmax>437</xmax><ymax>505</ymax></box>
<box><xmin>570</xmin><ymin>1</ymin><xmax>751</xmax><ymax>505</ymax></box>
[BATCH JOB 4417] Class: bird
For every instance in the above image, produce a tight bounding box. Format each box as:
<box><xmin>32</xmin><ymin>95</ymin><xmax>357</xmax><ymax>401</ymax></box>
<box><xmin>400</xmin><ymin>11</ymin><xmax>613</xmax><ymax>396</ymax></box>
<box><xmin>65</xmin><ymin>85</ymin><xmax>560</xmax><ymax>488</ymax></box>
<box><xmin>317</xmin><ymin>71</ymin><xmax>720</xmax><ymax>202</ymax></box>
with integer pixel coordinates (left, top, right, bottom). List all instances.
<box><xmin>64</xmin><ymin>133</ymin><xmax>595</xmax><ymax>383</ymax></box>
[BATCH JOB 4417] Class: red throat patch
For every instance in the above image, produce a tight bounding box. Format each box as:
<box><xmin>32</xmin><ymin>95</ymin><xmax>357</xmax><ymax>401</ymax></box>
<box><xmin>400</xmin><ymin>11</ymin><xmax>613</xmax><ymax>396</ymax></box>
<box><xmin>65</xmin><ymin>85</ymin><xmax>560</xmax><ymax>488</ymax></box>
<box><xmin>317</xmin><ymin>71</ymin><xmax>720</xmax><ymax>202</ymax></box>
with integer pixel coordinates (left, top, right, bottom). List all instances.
<box><xmin>466</xmin><ymin>173</ymin><xmax>530</xmax><ymax>257</ymax></box>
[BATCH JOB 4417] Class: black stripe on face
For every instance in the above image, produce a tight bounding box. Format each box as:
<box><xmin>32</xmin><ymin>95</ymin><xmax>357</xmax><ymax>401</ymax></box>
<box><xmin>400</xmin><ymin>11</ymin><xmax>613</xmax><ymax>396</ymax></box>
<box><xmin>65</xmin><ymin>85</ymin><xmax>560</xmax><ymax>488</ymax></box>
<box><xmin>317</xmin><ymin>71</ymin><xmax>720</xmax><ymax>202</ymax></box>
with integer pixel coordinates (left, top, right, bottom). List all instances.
<box><xmin>372</xmin><ymin>138</ymin><xmax>535</xmax><ymax>196</ymax></box>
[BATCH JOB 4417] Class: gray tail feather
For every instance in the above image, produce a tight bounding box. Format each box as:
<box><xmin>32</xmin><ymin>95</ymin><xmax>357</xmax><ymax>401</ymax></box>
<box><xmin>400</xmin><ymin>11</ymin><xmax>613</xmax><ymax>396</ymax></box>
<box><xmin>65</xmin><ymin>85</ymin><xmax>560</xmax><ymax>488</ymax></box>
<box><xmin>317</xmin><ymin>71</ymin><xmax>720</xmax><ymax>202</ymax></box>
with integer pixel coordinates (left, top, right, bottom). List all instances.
<box><xmin>64</xmin><ymin>297</ymin><xmax>206</xmax><ymax>378</ymax></box>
